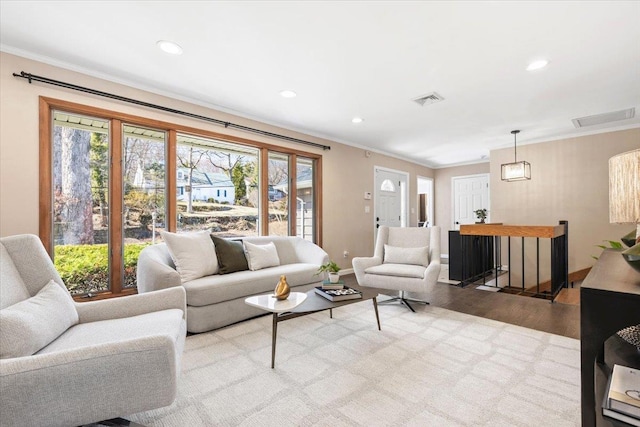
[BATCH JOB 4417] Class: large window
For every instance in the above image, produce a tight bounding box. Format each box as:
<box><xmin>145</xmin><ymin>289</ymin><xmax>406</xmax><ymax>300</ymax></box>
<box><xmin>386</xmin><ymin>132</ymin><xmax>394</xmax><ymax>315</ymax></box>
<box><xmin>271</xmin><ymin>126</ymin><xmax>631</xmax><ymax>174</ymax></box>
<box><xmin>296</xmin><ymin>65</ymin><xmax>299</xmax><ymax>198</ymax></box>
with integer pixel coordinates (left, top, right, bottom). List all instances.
<box><xmin>176</xmin><ymin>134</ymin><xmax>259</xmax><ymax>237</ymax></box>
<box><xmin>268</xmin><ymin>152</ymin><xmax>289</xmax><ymax>236</ymax></box>
<box><xmin>123</xmin><ymin>125</ymin><xmax>167</xmax><ymax>288</ymax></box>
<box><xmin>296</xmin><ymin>157</ymin><xmax>315</xmax><ymax>241</ymax></box>
<box><xmin>40</xmin><ymin>98</ymin><xmax>321</xmax><ymax>298</ymax></box>
<box><xmin>52</xmin><ymin>113</ymin><xmax>111</xmax><ymax>295</ymax></box>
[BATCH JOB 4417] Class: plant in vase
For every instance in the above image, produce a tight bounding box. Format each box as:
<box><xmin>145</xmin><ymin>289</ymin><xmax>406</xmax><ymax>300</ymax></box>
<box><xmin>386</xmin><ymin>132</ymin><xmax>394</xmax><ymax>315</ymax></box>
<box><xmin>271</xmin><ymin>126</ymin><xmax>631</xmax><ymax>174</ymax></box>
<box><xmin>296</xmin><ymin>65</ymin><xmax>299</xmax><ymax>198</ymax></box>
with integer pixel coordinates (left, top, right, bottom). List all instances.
<box><xmin>316</xmin><ymin>260</ymin><xmax>341</xmax><ymax>283</ymax></box>
<box><xmin>473</xmin><ymin>209</ymin><xmax>488</xmax><ymax>224</ymax></box>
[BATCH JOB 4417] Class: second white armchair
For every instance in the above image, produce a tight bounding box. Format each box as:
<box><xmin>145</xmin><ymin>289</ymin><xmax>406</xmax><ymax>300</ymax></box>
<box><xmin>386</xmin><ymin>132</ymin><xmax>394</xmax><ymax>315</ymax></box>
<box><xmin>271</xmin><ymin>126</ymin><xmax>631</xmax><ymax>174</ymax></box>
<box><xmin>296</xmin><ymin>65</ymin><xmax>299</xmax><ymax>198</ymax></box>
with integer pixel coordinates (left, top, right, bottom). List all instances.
<box><xmin>352</xmin><ymin>226</ymin><xmax>441</xmax><ymax>311</ymax></box>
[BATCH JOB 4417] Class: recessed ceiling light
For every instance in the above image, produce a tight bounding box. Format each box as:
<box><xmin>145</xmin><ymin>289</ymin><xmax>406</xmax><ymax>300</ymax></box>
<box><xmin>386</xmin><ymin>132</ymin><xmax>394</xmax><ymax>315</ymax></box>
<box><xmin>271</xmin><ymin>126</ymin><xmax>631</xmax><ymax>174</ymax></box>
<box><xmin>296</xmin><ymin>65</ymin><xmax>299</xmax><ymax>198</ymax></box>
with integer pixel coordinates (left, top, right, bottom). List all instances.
<box><xmin>157</xmin><ymin>40</ymin><xmax>183</xmax><ymax>55</ymax></box>
<box><xmin>279</xmin><ymin>90</ymin><xmax>297</xmax><ymax>98</ymax></box>
<box><xmin>526</xmin><ymin>59</ymin><xmax>548</xmax><ymax>71</ymax></box>
<box><xmin>352</xmin><ymin>117</ymin><xmax>364</xmax><ymax>124</ymax></box>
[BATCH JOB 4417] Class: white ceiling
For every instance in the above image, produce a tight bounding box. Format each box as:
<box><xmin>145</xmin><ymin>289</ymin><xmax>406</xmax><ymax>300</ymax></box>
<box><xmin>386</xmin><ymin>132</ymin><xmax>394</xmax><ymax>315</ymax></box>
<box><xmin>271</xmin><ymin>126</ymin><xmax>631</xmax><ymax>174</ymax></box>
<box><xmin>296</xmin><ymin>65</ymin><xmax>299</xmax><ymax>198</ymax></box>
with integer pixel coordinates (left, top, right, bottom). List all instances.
<box><xmin>1</xmin><ymin>1</ymin><xmax>639</xmax><ymax>168</ymax></box>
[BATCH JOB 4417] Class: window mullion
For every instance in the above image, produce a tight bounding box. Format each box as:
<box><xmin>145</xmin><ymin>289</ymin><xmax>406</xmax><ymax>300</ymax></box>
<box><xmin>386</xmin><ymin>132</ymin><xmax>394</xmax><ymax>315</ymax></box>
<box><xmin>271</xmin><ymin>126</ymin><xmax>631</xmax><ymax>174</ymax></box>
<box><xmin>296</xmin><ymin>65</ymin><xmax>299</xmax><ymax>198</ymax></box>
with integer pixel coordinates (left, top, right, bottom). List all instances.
<box><xmin>260</xmin><ymin>148</ymin><xmax>269</xmax><ymax>235</ymax></box>
<box><xmin>110</xmin><ymin>119</ymin><xmax>123</xmax><ymax>295</ymax></box>
<box><xmin>167</xmin><ymin>130</ymin><xmax>177</xmax><ymax>231</ymax></box>
<box><xmin>289</xmin><ymin>153</ymin><xmax>297</xmax><ymax>236</ymax></box>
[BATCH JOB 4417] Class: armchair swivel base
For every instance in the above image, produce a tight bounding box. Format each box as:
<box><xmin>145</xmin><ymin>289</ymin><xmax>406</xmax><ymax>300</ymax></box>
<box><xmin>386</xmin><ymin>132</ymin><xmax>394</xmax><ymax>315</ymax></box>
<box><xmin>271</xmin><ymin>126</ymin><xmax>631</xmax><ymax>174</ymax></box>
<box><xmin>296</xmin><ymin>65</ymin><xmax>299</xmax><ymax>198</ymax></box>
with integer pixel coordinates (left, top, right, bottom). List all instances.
<box><xmin>377</xmin><ymin>291</ymin><xmax>430</xmax><ymax>312</ymax></box>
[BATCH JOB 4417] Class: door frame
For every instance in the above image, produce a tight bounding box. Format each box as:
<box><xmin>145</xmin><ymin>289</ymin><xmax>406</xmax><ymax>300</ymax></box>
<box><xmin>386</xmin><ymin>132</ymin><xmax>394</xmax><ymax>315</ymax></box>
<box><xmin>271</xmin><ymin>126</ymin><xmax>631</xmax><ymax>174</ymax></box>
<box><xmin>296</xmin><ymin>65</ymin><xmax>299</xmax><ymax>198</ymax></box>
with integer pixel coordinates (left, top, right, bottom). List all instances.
<box><xmin>417</xmin><ymin>175</ymin><xmax>434</xmax><ymax>227</ymax></box>
<box><xmin>373</xmin><ymin>165</ymin><xmax>410</xmax><ymax>235</ymax></box>
<box><xmin>451</xmin><ymin>173</ymin><xmax>490</xmax><ymax>230</ymax></box>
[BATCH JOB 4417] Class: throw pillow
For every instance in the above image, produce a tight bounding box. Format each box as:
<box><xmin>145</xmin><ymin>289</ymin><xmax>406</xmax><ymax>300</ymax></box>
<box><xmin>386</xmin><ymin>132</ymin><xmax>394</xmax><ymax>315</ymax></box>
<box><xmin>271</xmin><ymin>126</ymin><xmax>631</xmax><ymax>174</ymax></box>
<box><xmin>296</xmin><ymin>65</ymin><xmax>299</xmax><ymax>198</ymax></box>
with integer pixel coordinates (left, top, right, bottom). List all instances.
<box><xmin>383</xmin><ymin>244</ymin><xmax>429</xmax><ymax>267</ymax></box>
<box><xmin>211</xmin><ymin>235</ymin><xmax>249</xmax><ymax>274</ymax></box>
<box><xmin>161</xmin><ymin>230</ymin><xmax>219</xmax><ymax>282</ymax></box>
<box><xmin>244</xmin><ymin>241</ymin><xmax>280</xmax><ymax>271</ymax></box>
<box><xmin>0</xmin><ymin>280</ymin><xmax>79</xmax><ymax>359</ymax></box>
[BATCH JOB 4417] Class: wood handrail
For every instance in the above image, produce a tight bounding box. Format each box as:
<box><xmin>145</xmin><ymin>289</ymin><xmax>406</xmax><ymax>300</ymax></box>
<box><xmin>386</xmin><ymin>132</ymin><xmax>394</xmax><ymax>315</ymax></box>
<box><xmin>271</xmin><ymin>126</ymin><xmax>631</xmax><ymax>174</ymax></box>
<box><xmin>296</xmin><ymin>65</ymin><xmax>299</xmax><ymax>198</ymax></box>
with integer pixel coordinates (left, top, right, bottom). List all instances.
<box><xmin>460</xmin><ymin>224</ymin><xmax>566</xmax><ymax>238</ymax></box>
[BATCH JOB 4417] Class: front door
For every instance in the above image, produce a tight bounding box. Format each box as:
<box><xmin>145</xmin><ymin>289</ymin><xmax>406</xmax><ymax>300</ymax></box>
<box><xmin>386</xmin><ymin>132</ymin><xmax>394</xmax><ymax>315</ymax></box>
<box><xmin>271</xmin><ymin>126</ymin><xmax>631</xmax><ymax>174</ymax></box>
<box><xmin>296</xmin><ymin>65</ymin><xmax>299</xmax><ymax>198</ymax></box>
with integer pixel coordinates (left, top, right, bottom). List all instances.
<box><xmin>375</xmin><ymin>168</ymin><xmax>407</xmax><ymax>236</ymax></box>
<box><xmin>452</xmin><ymin>174</ymin><xmax>489</xmax><ymax>230</ymax></box>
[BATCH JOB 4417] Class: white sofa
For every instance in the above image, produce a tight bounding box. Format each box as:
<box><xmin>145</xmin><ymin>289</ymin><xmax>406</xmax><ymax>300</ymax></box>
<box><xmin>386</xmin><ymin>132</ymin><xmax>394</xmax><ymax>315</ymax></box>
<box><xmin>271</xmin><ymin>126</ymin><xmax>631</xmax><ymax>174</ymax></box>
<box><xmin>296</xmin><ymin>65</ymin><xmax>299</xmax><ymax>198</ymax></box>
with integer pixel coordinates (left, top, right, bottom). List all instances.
<box><xmin>137</xmin><ymin>235</ymin><xmax>329</xmax><ymax>333</ymax></box>
<box><xmin>0</xmin><ymin>234</ymin><xmax>187</xmax><ymax>427</ymax></box>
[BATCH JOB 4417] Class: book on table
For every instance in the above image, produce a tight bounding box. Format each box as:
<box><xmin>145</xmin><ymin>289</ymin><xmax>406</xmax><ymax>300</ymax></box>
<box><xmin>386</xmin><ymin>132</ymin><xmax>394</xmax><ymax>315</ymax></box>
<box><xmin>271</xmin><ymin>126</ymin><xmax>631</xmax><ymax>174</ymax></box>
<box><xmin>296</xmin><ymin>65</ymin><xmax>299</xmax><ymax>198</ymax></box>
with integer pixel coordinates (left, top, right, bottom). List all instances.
<box><xmin>321</xmin><ymin>279</ymin><xmax>345</xmax><ymax>290</ymax></box>
<box><xmin>602</xmin><ymin>364</ymin><xmax>640</xmax><ymax>426</ymax></box>
<box><xmin>314</xmin><ymin>286</ymin><xmax>362</xmax><ymax>301</ymax></box>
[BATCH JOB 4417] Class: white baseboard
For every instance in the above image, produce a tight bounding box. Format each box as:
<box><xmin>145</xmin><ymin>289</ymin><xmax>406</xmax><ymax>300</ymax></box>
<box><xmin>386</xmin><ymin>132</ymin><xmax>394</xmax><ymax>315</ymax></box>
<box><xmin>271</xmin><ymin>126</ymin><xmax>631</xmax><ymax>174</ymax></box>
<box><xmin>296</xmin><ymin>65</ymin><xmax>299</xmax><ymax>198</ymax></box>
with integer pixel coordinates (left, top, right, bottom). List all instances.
<box><xmin>340</xmin><ymin>268</ymin><xmax>354</xmax><ymax>275</ymax></box>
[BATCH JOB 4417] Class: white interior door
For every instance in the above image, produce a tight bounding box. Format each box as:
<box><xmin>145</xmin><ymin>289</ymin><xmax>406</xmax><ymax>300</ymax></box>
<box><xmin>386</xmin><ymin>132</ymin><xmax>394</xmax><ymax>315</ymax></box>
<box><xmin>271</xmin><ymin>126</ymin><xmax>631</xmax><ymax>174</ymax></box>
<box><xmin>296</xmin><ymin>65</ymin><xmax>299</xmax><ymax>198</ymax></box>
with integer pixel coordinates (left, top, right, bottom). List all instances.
<box><xmin>452</xmin><ymin>174</ymin><xmax>489</xmax><ymax>230</ymax></box>
<box><xmin>375</xmin><ymin>168</ymin><xmax>408</xmax><ymax>235</ymax></box>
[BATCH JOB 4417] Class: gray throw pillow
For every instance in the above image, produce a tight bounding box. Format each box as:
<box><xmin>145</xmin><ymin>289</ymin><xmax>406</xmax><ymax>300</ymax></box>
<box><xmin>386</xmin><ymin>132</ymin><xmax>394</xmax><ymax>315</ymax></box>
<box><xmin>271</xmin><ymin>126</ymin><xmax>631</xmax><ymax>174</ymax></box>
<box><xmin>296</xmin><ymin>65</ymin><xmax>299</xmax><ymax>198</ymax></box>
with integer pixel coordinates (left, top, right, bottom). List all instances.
<box><xmin>211</xmin><ymin>235</ymin><xmax>249</xmax><ymax>274</ymax></box>
<box><xmin>0</xmin><ymin>280</ymin><xmax>79</xmax><ymax>359</ymax></box>
<box><xmin>161</xmin><ymin>230</ymin><xmax>219</xmax><ymax>282</ymax></box>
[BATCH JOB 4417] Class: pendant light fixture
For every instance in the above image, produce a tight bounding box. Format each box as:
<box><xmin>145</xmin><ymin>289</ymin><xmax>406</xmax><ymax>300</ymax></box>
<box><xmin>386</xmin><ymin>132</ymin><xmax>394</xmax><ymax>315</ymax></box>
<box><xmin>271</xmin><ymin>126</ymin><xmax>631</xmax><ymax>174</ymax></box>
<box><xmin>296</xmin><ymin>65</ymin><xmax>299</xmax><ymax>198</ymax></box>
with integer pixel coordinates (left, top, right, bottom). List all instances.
<box><xmin>501</xmin><ymin>130</ymin><xmax>531</xmax><ymax>181</ymax></box>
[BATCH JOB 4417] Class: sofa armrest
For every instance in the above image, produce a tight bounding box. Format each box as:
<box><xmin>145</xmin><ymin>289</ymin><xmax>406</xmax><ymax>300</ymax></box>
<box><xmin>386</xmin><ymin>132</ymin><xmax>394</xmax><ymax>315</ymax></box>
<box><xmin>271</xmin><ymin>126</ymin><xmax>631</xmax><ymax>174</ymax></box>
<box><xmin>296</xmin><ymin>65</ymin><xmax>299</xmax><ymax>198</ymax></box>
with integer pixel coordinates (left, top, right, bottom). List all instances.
<box><xmin>75</xmin><ymin>287</ymin><xmax>186</xmax><ymax>323</ymax></box>
<box><xmin>352</xmin><ymin>256</ymin><xmax>383</xmax><ymax>283</ymax></box>
<box><xmin>136</xmin><ymin>243</ymin><xmax>182</xmax><ymax>293</ymax></box>
<box><xmin>0</xmin><ymin>336</ymin><xmax>178</xmax><ymax>427</ymax></box>
<box><xmin>294</xmin><ymin>238</ymin><xmax>330</xmax><ymax>266</ymax></box>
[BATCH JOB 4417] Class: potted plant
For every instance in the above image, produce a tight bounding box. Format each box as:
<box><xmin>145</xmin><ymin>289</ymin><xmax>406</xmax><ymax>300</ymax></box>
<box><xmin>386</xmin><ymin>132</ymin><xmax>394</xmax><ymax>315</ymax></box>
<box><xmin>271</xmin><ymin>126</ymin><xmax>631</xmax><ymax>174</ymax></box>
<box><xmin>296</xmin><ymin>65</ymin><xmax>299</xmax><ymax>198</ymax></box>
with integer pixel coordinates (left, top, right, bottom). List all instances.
<box><xmin>474</xmin><ymin>209</ymin><xmax>488</xmax><ymax>224</ymax></box>
<box><xmin>317</xmin><ymin>260</ymin><xmax>341</xmax><ymax>283</ymax></box>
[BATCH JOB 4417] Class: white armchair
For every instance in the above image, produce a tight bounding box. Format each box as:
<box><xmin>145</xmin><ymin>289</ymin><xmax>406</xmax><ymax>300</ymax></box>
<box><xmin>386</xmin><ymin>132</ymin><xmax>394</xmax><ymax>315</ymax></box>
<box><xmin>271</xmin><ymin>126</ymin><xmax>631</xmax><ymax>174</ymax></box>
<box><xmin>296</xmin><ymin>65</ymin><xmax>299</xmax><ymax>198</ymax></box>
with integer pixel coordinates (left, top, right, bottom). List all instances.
<box><xmin>352</xmin><ymin>226</ymin><xmax>441</xmax><ymax>311</ymax></box>
<box><xmin>0</xmin><ymin>234</ymin><xmax>187</xmax><ymax>427</ymax></box>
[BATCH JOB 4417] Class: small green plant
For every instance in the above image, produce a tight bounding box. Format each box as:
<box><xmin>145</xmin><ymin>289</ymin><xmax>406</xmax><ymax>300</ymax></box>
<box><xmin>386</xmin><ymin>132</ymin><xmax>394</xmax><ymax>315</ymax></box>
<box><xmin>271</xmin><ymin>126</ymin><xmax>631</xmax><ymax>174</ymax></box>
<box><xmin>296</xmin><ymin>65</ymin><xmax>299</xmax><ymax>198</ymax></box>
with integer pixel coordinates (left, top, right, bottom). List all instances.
<box><xmin>316</xmin><ymin>260</ymin><xmax>341</xmax><ymax>275</ymax></box>
<box><xmin>592</xmin><ymin>240</ymin><xmax>624</xmax><ymax>260</ymax></box>
<box><xmin>474</xmin><ymin>209</ymin><xmax>488</xmax><ymax>222</ymax></box>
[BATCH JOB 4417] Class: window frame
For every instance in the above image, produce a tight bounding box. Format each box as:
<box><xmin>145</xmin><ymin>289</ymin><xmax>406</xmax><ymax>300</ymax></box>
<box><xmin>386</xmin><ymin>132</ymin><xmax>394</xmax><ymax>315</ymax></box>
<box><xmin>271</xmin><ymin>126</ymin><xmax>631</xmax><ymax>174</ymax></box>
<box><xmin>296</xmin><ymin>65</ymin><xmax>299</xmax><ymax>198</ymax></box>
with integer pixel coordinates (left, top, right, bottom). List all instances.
<box><xmin>39</xmin><ymin>97</ymin><xmax>323</xmax><ymax>300</ymax></box>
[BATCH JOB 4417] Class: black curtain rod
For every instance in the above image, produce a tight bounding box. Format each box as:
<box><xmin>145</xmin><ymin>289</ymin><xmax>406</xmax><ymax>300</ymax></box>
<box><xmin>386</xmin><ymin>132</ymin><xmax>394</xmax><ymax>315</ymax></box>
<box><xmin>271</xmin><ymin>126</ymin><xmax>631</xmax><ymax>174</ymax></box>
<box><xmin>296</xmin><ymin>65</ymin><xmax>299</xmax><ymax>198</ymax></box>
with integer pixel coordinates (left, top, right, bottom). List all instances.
<box><xmin>13</xmin><ymin>71</ymin><xmax>330</xmax><ymax>151</ymax></box>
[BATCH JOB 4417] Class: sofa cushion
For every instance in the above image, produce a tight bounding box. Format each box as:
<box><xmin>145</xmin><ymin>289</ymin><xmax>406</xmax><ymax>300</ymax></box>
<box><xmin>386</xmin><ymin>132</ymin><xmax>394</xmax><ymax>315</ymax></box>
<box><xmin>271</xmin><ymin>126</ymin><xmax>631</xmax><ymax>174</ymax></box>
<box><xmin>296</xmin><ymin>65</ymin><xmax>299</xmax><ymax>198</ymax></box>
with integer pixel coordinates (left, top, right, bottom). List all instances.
<box><xmin>365</xmin><ymin>263</ymin><xmax>426</xmax><ymax>279</ymax></box>
<box><xmin>183</xmin><ymin>263</ymin><xmax>319</xmax><ymax>306</ymax></box>
<box><xmin>244</xmin><ymin>241</ymin><xmax>280</xmax><ymax>271</ymax></box>
<box><xmin>0</xmin><ymin>280</ymin><xmax>79</xmax><ymax>358</ymax></box>
<box><xmin>37</xmin><ymin>308</ymin><xmax>184</xmax><ymax>354</ymax></box>
<box><xmin>161</xmin><ymin>230</ymin><xmax>219</xmax><ymax>282</ymax></box>
<box><xmin>383</xmin><ymin>244</ymin><xmax>429</xmax><ymax>267</ymax></box>
<box><xmin>0</xmin><ymin>243</ymin><xmax>30</xmax><ymax>309</ymax></box>
<box><xmin>211</xmin><ymin>235</ymin><xmax>249</xmax><ymax>274</ymax></box>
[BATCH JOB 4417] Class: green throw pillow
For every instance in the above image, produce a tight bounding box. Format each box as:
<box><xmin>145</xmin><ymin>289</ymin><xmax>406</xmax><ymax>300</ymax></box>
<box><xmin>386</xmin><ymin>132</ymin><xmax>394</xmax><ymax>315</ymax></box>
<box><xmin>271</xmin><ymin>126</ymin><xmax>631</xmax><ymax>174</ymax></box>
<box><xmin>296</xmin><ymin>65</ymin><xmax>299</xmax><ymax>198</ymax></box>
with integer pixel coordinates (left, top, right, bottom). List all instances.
<box><xmin>210</xmin><ymin>235</ymin><xmax>249</xmax><ymax>274</ymax></box>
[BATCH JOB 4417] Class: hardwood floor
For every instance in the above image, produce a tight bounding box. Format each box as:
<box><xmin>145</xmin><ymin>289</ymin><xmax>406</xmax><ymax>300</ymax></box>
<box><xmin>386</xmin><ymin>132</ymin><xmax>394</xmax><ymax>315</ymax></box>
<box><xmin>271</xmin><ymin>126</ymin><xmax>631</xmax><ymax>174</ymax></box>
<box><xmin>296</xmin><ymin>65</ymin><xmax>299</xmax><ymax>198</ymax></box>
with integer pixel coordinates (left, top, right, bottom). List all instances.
<box><xmin>342</xmin><ymin>273</ymin><xmax>580</xmax><ymax>339</ymax></box>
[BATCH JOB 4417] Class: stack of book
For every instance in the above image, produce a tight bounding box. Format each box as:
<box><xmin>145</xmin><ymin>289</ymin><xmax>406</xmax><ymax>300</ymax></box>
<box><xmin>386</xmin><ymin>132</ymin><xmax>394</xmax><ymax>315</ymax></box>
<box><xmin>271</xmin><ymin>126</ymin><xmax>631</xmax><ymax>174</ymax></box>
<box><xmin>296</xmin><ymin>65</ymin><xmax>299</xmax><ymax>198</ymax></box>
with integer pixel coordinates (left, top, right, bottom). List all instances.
<box><xmin>321</xmin><ymin>279</ymin><xmax>344</xmax><ymax>290</ymax></box>
<box><xmin>314</xmin><ymin>286</ymin><xmax>362</xmax><ymax>301</ymax></box>
<box><xmin>603</xmin><ymin>365</ymin><xmax>640</xmax><ymax>426</ymax></box>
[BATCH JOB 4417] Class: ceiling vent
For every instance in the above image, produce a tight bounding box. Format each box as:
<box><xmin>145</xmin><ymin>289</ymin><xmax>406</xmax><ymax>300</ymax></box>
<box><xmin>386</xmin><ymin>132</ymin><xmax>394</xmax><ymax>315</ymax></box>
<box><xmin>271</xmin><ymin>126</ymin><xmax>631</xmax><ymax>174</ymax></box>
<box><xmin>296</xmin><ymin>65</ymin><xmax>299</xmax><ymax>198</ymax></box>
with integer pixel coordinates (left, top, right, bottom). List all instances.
<box><xmin>413</xmin><ymin>92</ymin><xmax>444</xmax><ymax>106</ymax></box>
<box><xmin>572</xmin><ymin>108</ymin><xmax>635</xmax><ymax>128</ymax></box>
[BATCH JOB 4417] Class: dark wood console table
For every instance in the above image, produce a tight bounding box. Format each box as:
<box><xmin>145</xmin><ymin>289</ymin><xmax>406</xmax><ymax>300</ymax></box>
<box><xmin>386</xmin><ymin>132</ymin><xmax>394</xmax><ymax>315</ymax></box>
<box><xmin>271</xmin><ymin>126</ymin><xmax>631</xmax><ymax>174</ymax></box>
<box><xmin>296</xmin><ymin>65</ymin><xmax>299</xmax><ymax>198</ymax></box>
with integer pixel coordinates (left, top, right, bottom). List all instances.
<box><xmin>580</xmin><ymin>249</ymin><xmax>640</xmax><ymax>427</ymax></box>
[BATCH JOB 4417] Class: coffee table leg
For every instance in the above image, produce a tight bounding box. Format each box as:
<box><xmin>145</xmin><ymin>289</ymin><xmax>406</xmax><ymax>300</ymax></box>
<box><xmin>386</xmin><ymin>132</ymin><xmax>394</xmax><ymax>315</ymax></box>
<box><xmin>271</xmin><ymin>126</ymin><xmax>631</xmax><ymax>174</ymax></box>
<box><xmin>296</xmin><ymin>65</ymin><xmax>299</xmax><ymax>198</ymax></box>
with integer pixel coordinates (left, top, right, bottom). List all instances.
<box><xmin>373</xmin><ymin>297</ymin><xmax>381</xmax><ymax>331</ymax></box>
<box><xmin>271</xmin><ymin>313</ymin><xmax>278</xmax><ymax>369</ymax></box>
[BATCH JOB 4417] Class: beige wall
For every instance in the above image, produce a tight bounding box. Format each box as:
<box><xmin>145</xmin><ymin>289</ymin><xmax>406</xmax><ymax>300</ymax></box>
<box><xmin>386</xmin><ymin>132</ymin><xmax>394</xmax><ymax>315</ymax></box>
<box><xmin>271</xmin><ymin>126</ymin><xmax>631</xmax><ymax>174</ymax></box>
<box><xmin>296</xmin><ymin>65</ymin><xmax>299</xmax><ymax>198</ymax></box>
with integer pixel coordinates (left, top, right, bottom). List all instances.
<box><xmin>0</xmin><ymin>52</ymin><xmax>434</xmax><ymax>269</ymax></box>
<box><xmin>434</xmin><ymin>162</ymin><xmax>490</xmax><ymax>255</ymax></box>
<box><xmin>490</xmin><ymin>129</ymin><xmax>640</xmax><ymax>281</ymax></box>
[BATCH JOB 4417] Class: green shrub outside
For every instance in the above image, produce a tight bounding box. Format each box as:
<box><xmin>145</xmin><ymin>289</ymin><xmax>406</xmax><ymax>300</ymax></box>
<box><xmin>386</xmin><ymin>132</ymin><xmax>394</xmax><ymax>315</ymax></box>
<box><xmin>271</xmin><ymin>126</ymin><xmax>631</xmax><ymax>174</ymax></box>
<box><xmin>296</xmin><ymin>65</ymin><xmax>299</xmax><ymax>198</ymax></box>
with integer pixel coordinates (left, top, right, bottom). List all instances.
<box><xmin>55</xmin><ymin>243</ymin><xmax>149</xmax><ymax>295</ymax></box>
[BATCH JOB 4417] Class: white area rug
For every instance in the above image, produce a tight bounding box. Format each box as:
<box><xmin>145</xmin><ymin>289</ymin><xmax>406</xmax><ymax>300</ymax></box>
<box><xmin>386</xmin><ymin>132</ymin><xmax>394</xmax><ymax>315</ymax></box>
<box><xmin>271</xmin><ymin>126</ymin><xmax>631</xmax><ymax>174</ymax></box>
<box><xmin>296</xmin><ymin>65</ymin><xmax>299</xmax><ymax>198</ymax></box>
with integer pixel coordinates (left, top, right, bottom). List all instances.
<box><xmin>129</xmin><ymin>302</ymin><xmax>580</xmax><ymax>426</ymax></box>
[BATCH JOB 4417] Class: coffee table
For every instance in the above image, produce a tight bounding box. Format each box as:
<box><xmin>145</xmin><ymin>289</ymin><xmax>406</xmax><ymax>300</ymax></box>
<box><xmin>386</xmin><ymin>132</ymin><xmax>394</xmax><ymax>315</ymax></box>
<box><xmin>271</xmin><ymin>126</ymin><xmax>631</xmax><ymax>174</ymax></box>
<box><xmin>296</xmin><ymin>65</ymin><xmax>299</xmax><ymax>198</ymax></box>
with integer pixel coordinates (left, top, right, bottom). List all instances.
<box><xmin>245</xmin><ymin>285</ymin><xmax>381</xmax><ymax>368</ymax></box>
